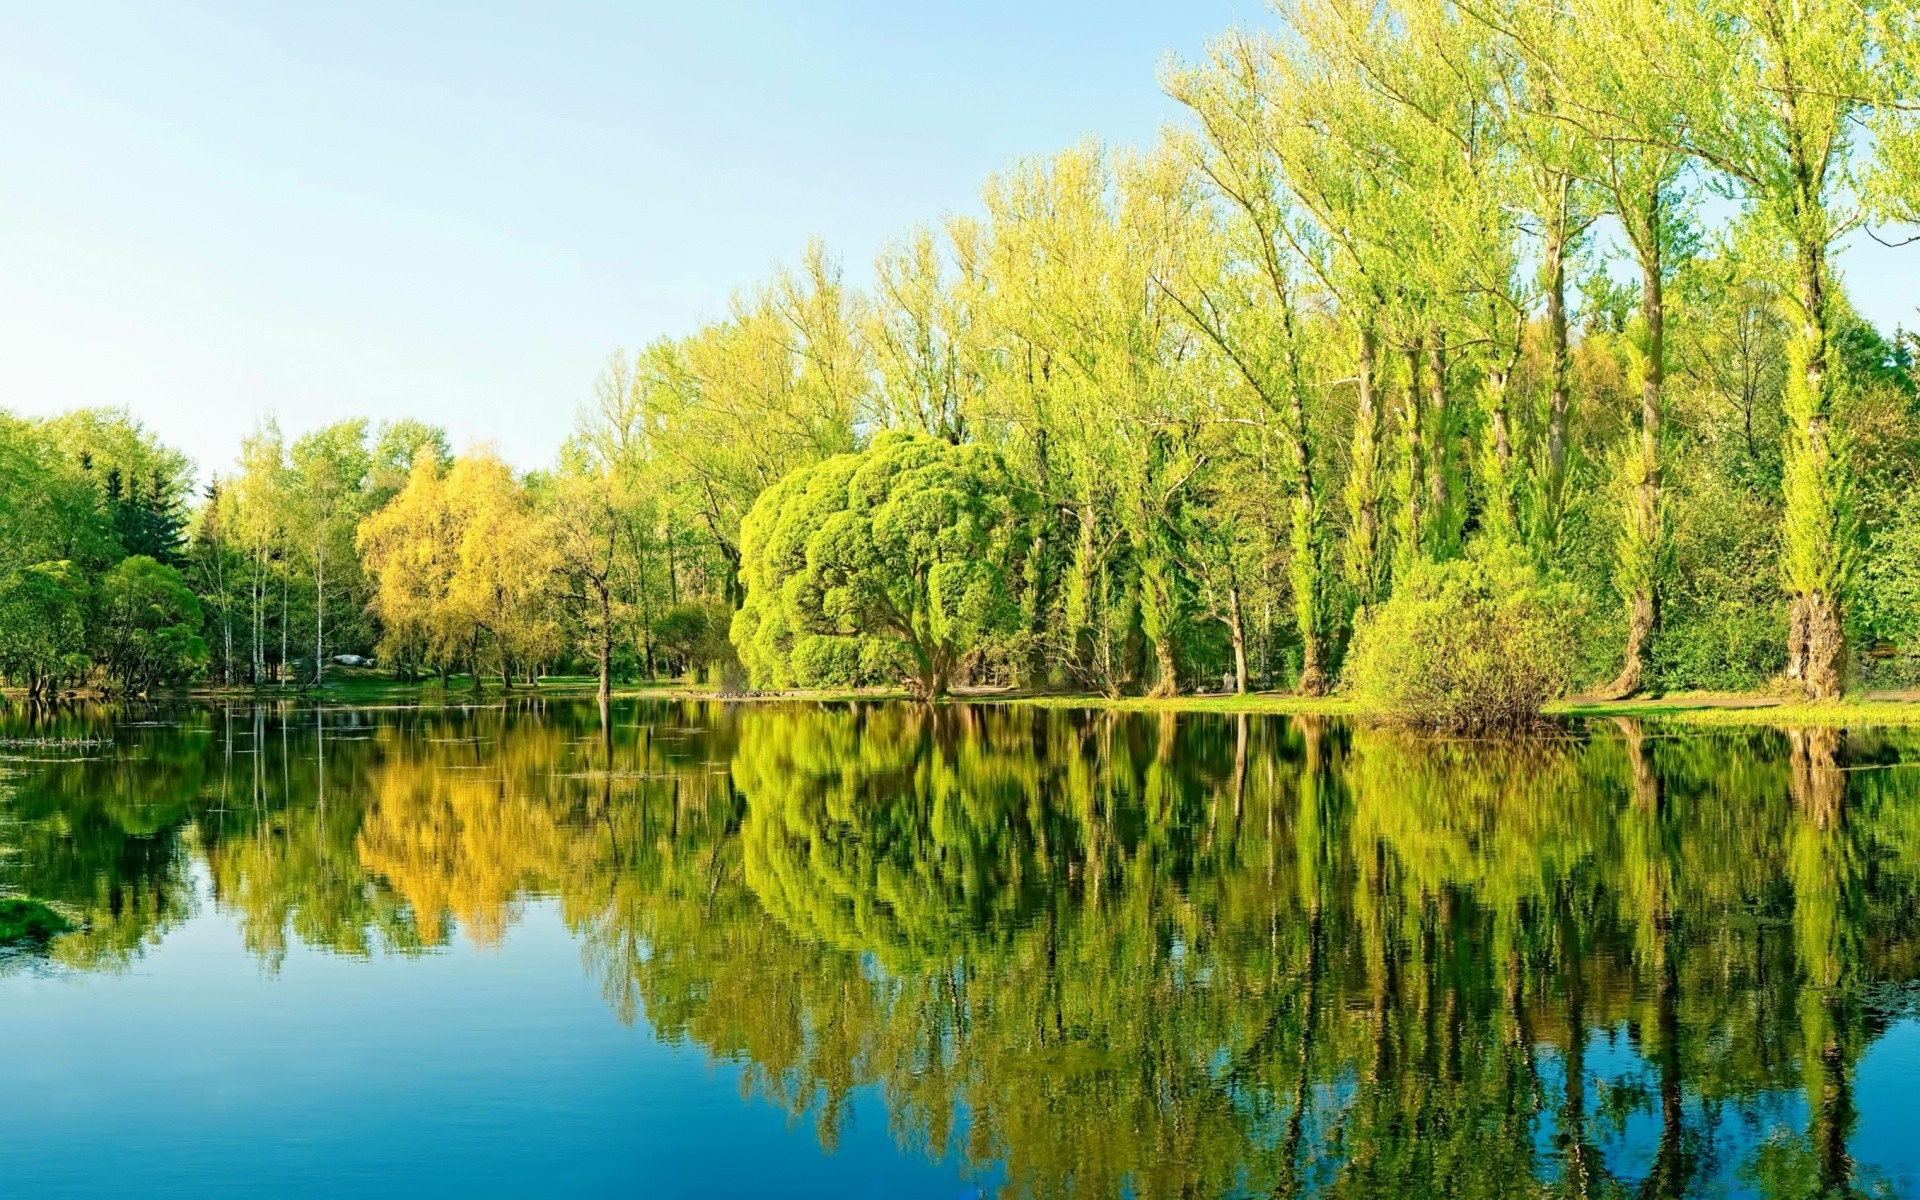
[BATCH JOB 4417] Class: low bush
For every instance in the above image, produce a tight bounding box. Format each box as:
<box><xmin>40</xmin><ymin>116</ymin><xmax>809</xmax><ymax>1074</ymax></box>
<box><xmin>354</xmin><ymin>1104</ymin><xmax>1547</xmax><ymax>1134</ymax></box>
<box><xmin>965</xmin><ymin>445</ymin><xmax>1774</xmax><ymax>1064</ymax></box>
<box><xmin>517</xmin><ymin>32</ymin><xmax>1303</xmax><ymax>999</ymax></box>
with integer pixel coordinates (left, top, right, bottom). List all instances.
<box><xmin>1342</xmin><ymin>546</ymin><xmax>1586</xmax><ymax>730</ymax></box>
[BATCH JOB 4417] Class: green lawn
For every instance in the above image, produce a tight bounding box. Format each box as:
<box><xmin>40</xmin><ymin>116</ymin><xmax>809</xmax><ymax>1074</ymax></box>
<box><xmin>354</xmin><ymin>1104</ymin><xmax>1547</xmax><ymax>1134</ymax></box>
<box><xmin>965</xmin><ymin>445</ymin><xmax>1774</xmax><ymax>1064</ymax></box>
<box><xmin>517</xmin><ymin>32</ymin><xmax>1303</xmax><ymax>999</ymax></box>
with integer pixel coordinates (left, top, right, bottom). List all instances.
<box><xmin>176</xmin><ymin>673</ymin><xmax>1920</xmax><ymax>728</ymax></box>
<box><xmin>0</xmin><ymin>898</ymin><xmax>72</xmax><ymax>945</ymax></box>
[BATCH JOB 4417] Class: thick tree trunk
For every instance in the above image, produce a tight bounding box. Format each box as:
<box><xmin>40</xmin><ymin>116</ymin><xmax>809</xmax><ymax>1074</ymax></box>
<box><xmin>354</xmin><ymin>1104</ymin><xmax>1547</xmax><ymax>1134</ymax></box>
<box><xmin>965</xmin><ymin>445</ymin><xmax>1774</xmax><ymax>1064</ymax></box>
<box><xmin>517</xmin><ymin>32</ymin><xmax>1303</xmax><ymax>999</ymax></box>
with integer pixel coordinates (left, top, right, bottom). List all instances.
<box><xmin>1783</xmin><ymin>233</ymin><xmax>1847</xmax><ymax>701</ymax></box>
<box><xmin>1789</xmin><ymin>592</ymin><xmax>1846</xmax><ymax>700</ymax></box>
<box><xmin>1608</xmin><ymin>591</ymin><xmax>1657</xmax><ymax>699</ymax></box>
<box><xmin>1279</xmin><ymin>304</ymin><xmax>1326</xmax><ymax>697</ymax></box>
<box><xmin>1148</xmin><ymin>636</ymin><xmax>1179</xmax><ymax>699</ymax></box>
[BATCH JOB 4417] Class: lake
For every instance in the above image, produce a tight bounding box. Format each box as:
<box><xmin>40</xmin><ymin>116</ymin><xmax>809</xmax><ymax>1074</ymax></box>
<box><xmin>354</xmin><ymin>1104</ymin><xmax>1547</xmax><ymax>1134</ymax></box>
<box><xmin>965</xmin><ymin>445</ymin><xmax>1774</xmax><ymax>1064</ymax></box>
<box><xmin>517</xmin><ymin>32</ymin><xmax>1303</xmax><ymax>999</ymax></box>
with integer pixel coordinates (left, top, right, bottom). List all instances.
<box><xmin>2</xmin><ymin>699</ymin><xmax>1918</xmax><ymax>1198</ymax></box>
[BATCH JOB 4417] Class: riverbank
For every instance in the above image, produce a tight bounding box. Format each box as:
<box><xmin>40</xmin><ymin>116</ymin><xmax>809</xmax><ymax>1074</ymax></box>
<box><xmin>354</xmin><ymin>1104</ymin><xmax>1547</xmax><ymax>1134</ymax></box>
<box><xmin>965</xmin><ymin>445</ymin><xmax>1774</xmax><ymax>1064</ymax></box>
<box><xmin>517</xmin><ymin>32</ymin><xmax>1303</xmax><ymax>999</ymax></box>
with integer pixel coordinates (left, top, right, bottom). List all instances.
<box><xmin>21</xmin><ymin>674</ymin><xmax>1920</xmax><ymax>729</ymax></box>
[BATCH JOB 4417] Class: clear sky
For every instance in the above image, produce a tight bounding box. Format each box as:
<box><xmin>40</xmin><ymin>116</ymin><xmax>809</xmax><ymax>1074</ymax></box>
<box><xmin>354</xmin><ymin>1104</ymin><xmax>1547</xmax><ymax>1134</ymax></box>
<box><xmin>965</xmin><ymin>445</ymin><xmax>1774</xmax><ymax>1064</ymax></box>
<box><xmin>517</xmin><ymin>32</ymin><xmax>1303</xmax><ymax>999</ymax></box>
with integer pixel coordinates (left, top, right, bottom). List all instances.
<box><xmin>1</xmin><ymin>1</ymin><xmax>1911</xmax><ymax>481</ymax></box>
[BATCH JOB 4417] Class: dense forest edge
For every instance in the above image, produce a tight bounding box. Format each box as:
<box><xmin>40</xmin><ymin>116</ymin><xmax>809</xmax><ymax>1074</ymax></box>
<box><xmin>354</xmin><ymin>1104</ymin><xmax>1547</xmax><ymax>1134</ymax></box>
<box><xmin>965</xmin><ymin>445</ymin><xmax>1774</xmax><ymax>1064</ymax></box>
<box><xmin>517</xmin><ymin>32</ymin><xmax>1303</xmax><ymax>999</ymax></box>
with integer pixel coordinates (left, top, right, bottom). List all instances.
<box><xmin>5</xmin><ymin>0</ymin><xmax>1920</xmax><ymax>729</ymax></box>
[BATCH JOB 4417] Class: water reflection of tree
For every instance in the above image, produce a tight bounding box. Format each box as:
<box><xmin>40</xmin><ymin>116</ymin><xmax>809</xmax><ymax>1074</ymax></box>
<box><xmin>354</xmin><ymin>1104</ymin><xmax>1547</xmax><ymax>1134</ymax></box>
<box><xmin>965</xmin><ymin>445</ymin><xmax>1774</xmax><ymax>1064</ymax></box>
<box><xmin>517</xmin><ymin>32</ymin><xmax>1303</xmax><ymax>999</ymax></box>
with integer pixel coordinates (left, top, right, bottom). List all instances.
<box><xmin>4</xmin><ymin>701</ymin><xmax>1918</xmax><ymax>1196</ymax></box>
<box><xmin>0</xmin><ymin>704</ymin><xmax>204</xmax><ymax>967</ymax></box>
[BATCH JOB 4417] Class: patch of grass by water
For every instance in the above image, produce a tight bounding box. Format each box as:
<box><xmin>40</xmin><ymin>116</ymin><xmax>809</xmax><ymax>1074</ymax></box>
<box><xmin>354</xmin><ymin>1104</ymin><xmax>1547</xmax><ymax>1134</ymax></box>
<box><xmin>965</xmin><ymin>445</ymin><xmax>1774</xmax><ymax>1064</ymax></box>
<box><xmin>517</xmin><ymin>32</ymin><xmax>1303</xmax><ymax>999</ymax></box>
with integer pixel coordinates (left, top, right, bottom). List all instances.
<box><xmin>179</xmin><ymin>672</ymin><xmax>1920</xmax><ymax>728</ymax></box>
<box><xmin>0</xmin><ymin>898</ymin><xmax>73</xmax><ymax>945</ymax></box>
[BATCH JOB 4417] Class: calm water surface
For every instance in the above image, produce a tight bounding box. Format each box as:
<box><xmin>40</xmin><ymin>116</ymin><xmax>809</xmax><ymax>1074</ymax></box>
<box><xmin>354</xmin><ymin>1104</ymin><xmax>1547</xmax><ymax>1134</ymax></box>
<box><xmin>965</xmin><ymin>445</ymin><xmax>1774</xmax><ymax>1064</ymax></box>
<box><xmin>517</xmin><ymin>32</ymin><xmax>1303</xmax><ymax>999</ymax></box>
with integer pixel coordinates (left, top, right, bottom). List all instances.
<box><xmin>2</xmin><ymin>699</ymin><xmax>1918</xmax><ymax>1198</ymax></box>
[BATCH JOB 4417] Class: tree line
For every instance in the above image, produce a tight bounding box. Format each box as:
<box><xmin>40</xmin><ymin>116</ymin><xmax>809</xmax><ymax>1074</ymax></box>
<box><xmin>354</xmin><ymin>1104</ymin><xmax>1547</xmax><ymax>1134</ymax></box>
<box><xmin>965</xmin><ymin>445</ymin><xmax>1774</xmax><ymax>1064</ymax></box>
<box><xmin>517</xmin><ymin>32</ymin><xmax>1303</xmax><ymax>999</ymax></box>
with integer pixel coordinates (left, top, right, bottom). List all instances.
<box><xmin>4</xmin><ymin>0</ymin><xmax>1919</xmax><ymax>707</ymax></box>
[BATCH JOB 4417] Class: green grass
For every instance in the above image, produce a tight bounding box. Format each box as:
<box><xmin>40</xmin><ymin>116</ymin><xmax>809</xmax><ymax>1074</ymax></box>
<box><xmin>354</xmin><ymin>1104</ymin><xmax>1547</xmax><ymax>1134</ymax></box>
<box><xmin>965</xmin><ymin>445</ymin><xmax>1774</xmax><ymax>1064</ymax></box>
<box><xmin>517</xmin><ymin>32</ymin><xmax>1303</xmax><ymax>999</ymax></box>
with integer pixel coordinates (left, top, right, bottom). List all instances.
<box><xmin>976</xmin><ymin>692</ymin><xmax>1361</xmax><ymax>717</ymax></box>
<box><xmin>182</xmin><ymin>673</ymin><xmax>1920</xmax><ymax>728</ymax></box>
<box><xmin>0</xmin><ymin>898</ymin><xmax>73</xmax><ymax>945</ymax></box>
<box><xmin>1554</xmin><ymin>698</ymin><xmax>1920</xmax><ymax>728</ymax></box>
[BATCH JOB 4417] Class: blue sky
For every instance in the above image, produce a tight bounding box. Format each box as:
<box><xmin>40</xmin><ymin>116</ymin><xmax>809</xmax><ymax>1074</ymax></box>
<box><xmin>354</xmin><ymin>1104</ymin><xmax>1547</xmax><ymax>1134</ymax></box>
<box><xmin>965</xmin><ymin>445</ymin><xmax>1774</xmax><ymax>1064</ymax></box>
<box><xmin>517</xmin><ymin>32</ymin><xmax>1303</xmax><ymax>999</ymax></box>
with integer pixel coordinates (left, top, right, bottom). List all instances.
<box><xmin>0</xmin><ymin>1</ymin><xmax>1911</xmax><ymax>479</ymax></box>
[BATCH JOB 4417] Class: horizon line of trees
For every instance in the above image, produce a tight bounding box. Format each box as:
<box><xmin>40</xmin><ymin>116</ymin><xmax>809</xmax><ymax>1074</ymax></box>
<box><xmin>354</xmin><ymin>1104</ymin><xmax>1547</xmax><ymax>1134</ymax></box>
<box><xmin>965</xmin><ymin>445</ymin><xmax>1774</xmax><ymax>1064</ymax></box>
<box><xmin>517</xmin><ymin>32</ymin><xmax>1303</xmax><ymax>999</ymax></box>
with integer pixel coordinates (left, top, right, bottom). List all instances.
<box><xmin>6</xmin><ymin>0</ymin><xmax>1920</xmax><ymax>707</ymax></box>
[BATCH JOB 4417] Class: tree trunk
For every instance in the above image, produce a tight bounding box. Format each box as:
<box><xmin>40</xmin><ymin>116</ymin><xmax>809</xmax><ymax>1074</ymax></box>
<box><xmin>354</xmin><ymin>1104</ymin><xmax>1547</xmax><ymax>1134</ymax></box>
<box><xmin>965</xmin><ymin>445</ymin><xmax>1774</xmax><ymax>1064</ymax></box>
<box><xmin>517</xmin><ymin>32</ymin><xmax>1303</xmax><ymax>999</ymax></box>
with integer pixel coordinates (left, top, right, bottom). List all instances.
<box><xmin>1790</xmin><ymin>592</ymin><xmax>1846</xmax><ymax>700</ymax></box>
<box><xmin>1484</xmin><ymin>365</ymin><xmax>1517</xmax><ymax>540</ymax></box>
<box><xmin>1543</xmin><ymin>207</ymin><xmax>1572</xmax><ymax>545</ymax></box>
<box><xmin>1783</xmin><ymin>233</ymin><xmax>1847</xmax><ymax>701</ymax></box>
<box><xmin>251</xmin><ymin>569</ymin><xmax>263</xmax><ymax>686</ymax></box>
<box><xmin>1425</xmin><ymin>336</ymin><xmax>1450</xmax><ymax>547</ymax></box>
<box><xmin>1606</xmin><ymin>242</ymin><xmax>1666</xmax><ymax>699</ymax></box>
<box><xmin>1227</xmin><ymin>584</ymin><xmax>1248</xmax><ymax>695</ymax></box>
<box><xmin>313</xmin><ymin>551</ymin><xmax>325</xmax><ymax>687</ymax></box>
<box><xmin>1283</xmin><ymin>333</ymin><xmax>1327</xmax><ymax>698</ymax></box>
<box><xmin>1345</xmin><ymin>321</ymin><xmax>1385</xmax><ymax>605</ymax></box>
<box><xmin>215</xmin><ymin>544</ymin><xmax>233</xmax><ymax>686</ymax></box>
<box><xmin>1400</xmin><ymin>335</ymin><xmax>1426</xmax><ymax>561</ymax></box>
<box><xmin>596</xmin><ymin>580</ymin><xmax>612</xmax><ymax>711</ymax></box>
<box><xmin>1609</xmin><ymin>590</ymin><xmax>1657</xmax><ymax>699</ymax></box>
<box><xmin>1149</xmin><ymin>636</ymin><xmax>1179</xmax><ymax>699</ymax></box>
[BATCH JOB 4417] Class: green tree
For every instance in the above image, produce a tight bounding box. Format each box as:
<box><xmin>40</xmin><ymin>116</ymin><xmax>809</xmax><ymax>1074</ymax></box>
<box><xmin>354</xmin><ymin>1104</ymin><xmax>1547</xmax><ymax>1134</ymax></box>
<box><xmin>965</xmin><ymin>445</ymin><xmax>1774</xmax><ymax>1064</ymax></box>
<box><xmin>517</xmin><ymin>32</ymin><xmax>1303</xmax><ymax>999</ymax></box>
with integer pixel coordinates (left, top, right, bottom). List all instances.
<box><xmin>1634</xmin><ymin>0</ymin><xmax>1878</xmax><ymax>698</ymax></box>
<box><xmin>0</xmin><ymin>561</ymin><xmax>89</xmax><ymax>700</ymax></box>
<box><xmin>287</xmin><ymin>421</ymin><xmax>373</xmax><ymax>686</ymax></box>
<box><xmin>733</xmin><ymin>432</ymin><xmax>1029</xmax><ymax>699</ymax></box>
<box><xmin>95</xmin><ymin>555</ymin><xmax>207</xmax><ymax>693</ymax></box>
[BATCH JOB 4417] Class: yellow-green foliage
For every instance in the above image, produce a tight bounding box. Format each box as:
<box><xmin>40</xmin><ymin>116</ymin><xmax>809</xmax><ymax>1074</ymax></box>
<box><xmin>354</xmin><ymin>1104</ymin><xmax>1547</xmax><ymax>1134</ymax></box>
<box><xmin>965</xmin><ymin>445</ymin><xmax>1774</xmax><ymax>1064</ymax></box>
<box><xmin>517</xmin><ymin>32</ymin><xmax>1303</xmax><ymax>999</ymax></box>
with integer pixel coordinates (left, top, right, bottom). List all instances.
<box><xmin>1343</xmin><ymin>545</ymin><xmax>1586</xmax><ymax>729</ymax></box>
<box><xmin>732</xmin><ymin>431</ymin><xmax>1029</xmax><ymax>698</ymax></box>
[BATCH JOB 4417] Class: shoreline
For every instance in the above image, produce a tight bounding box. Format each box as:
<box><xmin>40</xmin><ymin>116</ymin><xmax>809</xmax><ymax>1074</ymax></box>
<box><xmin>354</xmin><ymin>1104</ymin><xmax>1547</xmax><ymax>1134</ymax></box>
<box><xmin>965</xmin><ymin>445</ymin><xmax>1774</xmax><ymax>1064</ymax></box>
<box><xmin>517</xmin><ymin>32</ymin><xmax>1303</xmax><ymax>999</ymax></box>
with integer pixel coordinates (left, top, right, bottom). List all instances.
<box><xmin>14</xmin><ymin>677</ymin><xmax>1911</xmax><ymax>730</ymax></box>
<box><xmin>168</xmin><ymin>679</ymin><xmax>1920</xmax><ymax>725</ymax></box>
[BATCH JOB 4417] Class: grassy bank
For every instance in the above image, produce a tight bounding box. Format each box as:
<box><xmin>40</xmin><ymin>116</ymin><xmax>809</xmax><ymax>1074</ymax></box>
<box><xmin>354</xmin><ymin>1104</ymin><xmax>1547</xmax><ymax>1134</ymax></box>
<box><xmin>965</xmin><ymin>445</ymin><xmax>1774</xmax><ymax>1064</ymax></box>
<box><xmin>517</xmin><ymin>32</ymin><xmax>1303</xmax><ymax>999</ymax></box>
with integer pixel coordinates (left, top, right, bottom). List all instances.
<box><xmin>0</xmin><ymin>898</ymin><xmax>72</xmax><ymax>945</ymax></box>
<box><xmin>65</xmin><ymin>673</ymin><xmax>1920</xmax><ymax>729</ymax></box>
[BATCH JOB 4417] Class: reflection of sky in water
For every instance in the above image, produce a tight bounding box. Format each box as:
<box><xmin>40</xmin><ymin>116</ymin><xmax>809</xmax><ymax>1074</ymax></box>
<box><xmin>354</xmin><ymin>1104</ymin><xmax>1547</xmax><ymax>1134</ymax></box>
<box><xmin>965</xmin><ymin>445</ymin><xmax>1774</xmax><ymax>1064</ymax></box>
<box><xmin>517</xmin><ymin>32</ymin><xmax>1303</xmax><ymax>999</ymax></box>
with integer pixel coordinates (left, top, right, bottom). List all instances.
<box><xmin>1546</xmin><ymin>1024</ymin><xmax>1920</xmax><ymax>1195</ymax></box>
<box><xmin>2</xmin><ymin>876</ymin><xmax>997</xmax><ymax>1199</ymax></box>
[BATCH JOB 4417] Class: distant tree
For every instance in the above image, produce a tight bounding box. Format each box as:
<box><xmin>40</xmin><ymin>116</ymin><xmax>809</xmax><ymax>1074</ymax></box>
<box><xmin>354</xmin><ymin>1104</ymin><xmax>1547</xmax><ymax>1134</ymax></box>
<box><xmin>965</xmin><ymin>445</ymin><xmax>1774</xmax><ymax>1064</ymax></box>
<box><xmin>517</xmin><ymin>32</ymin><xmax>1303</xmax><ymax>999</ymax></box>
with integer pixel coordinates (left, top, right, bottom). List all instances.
<box><xmin>367</xmin><ymin>418</ymin><xmax>453</xmax><ymax>509</ymax></box>
<box><xmin>543</xmin><ymin>464</ymin><xmax>626</xmax><ymax>709</ymax></box>
<box><xmin>287</xmin><ymin>421</ymin><xmax>372</xmax><ymax>685</ymax></box>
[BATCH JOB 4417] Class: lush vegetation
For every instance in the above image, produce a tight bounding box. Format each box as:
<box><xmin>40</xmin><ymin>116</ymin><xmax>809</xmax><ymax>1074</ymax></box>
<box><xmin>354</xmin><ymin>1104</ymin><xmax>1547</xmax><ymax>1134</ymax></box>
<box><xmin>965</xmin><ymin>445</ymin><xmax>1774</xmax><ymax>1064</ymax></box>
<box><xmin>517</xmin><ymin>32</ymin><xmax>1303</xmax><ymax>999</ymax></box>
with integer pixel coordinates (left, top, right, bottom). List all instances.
<box><xmin>4</xmin><ymin>0</ymin><xmax>1920</xmax><ymax>722</ymax></box>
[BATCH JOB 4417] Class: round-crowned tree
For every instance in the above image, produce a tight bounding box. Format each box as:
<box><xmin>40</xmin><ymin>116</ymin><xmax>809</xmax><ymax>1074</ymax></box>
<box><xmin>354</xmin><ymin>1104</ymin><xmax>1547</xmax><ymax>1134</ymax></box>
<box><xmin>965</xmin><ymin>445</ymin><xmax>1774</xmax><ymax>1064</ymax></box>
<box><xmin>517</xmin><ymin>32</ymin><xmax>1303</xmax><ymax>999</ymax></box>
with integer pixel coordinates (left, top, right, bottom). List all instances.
<box><xmin>731</xmin><ymin>431</ymin><xmax>1028</xmax><ymax>700</ymax></box>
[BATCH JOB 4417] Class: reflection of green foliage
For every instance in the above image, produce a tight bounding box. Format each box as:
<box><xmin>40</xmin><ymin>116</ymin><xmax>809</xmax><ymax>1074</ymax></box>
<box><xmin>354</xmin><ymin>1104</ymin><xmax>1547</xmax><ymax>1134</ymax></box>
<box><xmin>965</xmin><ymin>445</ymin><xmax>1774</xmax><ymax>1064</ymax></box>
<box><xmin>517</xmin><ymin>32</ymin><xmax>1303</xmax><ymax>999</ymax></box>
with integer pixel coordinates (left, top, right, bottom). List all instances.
<box><xmin>5</xmin><ymin>701</ymin><xmax>1920</xmax><ymax>1196</ymax></box>
<box><xmin>735</xmin><ymin>705</ymin><xmax>1059</xmax><ymax>969</ymax></box>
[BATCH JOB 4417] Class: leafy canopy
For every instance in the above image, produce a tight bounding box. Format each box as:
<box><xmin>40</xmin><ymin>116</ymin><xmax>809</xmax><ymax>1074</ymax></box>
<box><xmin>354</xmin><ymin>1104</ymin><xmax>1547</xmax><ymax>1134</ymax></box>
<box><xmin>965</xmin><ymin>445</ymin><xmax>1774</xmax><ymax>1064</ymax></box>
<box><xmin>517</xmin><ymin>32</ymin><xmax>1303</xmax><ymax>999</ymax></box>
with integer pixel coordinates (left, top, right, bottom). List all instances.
<box><xmin>732</xmin><ymin>431</ymin><xmax>1028</xmax><ymax>698</ymax></box>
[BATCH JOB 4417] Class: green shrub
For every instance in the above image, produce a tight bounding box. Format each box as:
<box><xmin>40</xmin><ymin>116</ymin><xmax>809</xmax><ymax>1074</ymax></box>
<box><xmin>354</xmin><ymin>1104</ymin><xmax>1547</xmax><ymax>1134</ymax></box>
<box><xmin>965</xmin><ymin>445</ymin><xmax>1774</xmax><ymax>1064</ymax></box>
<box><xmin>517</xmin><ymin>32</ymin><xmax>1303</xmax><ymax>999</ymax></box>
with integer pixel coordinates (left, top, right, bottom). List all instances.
<box><xmin>1342</xmin><ymin>546</ymin><xmax>1585</xmax><ymax>730</ymax></box>
<box><xmin>1651</xmin><ymin>448</ymin><xmax>1788</xmax><ymax>690</ymax></box>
